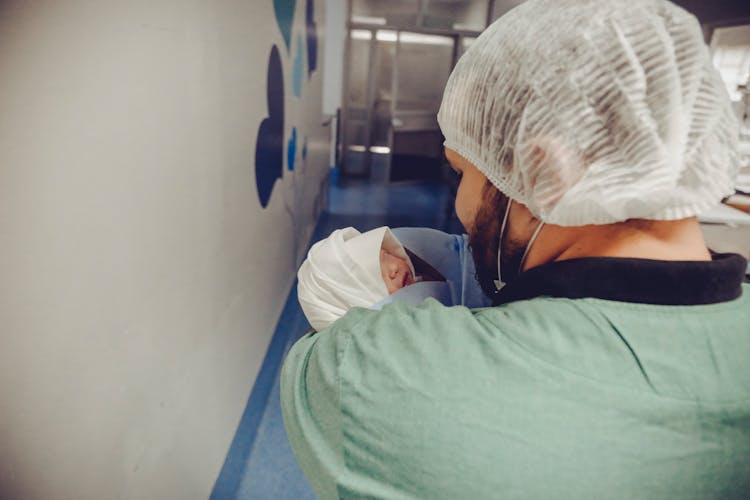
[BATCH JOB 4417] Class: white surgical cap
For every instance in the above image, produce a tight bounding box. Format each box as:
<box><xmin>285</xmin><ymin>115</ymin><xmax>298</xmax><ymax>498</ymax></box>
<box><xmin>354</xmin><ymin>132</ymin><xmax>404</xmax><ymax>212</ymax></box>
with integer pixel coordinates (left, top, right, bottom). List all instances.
<box><xmin>297</xmin><ymin>227</ymin><xmax>415</xmax><ymax>331</ymax></box>
<box><xmin>438</xmin><ymin>0</ymin><xmax>740</xmax><ymax>226</ymax></box>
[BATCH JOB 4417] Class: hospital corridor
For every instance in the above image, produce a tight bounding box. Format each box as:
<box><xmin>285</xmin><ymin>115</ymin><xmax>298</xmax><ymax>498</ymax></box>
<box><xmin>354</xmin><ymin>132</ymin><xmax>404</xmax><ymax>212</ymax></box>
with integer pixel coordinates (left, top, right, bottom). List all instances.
<box><xmin>2</xmin><ymin>1</ymin><xmax>750</xmax><ymax>499</ymax></box>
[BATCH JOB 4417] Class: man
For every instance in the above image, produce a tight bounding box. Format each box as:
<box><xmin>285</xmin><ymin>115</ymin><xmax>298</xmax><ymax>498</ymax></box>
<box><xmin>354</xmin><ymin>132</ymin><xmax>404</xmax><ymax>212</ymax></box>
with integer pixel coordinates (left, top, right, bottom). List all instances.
<box><xmin>281</xmin><ymin>0</ymin><xmax>750</xmax><ymax>498</ymax></box>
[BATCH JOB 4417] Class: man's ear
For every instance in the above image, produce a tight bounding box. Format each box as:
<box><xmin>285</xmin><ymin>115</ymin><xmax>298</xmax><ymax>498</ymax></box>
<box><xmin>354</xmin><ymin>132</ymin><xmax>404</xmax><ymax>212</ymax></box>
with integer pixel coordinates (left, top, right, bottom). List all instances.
<box><xmin>508</xmin><ymin>198</ymin><xmax>537</xmax><ymax>227</ymax></box>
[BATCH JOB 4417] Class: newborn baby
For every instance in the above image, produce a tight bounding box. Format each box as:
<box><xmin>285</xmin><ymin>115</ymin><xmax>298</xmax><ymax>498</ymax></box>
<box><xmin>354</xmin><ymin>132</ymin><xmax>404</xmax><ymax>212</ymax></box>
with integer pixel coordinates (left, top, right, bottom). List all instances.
<box><xmin>297</xmin><ymin>226</ymin><xmax>444</xmax><ymax>331</ymax></box>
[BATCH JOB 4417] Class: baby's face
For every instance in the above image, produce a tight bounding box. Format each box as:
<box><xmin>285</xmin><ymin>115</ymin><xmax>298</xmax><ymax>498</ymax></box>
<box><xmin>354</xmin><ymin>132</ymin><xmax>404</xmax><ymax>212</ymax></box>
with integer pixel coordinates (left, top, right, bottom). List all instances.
<box><xmin>380</xmin><ymin>249</ymin><xmax>414</xmax><ymax>294</ymax></box>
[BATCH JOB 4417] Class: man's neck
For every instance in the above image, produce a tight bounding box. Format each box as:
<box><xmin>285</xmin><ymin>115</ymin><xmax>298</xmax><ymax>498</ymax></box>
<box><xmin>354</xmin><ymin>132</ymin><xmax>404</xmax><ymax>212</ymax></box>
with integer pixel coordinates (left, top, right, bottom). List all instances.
<box><xmin>524</xmin><ymin>217</ymin><xmax>711</xmax><ymax>271</ymax></box>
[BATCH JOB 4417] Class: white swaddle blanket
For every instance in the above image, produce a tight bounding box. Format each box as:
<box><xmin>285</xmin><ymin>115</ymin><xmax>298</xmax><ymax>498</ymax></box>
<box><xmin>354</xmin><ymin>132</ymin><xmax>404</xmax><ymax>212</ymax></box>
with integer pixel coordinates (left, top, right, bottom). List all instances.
<box><xmin>297</xmin><ymin>227</ymin><xmax>415</xmax><ymax>331</ymax></box>
<box><xmin>298</xmin><ymin>226</ymin><xmax>492</xmax><ymax>331</ymax></box>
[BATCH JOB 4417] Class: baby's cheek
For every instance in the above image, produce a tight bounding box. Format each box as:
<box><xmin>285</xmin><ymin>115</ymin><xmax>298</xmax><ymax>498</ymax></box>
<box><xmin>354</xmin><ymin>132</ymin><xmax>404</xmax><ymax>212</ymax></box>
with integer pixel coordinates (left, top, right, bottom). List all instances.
<box><xmin>387</xmin><ymin>277</ymin><xmax>403</xmax><ymax>294</ymax></box>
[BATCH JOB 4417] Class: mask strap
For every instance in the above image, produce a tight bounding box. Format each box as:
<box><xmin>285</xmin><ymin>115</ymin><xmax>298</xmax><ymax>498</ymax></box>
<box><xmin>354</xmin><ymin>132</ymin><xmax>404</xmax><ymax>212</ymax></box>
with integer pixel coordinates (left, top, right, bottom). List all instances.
<box><xmin>493</xmin><ymin>199</ymin><xmax>513</xmax><ymax>291</ymax></box>
<box><xmin>518</xmin><ymin>220</ymin><xmax>545</xmax><ymax>274</ymax></box>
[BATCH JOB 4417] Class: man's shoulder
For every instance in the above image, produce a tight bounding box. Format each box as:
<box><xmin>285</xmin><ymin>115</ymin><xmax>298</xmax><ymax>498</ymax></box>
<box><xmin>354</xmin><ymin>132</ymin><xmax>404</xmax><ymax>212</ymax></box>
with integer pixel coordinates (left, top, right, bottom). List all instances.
<box><xmin>330</xmin><ymin>295</ymin><xmax>590</xmax><ymax>344</ymax></box>
<box><xmin>332</xmin><ymin>298</ymin><xmax>489</xmax><ymax>346</ymax></box>
<box><xmin>322</xmin><ymin>297</ymin><xmax>583</xmax><ymax>388</ymax></box>
<box><xmin>332</xmin><ymin>295</ymin><xmax>590</xmax><ymax>345</ymax></box>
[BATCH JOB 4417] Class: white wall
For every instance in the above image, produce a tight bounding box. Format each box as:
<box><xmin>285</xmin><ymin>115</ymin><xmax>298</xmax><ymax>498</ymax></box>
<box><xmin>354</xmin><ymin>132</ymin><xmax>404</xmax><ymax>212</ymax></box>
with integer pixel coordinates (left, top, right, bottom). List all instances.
<box><xmin>0</xmin><ymin>0</ymin><xmax>330</xmax><ymax>499</ymax></box>
<box><xmin>323</xmin><ymin>0</ymin><xmax>346</xmax><ymax>115</ymax></box>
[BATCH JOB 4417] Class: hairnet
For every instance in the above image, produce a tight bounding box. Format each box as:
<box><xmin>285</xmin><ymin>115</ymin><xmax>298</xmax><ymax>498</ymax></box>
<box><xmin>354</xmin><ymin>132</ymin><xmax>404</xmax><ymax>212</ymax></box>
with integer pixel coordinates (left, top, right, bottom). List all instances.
<box><xmin>297</xmin><ymin>227</ymin><xmax>414</xmax><ymax>331</ymax></box>
<box><xmin>438</xmin><ymin>0</ymin><xmax>740</xmax><ymax>226</ymax></box>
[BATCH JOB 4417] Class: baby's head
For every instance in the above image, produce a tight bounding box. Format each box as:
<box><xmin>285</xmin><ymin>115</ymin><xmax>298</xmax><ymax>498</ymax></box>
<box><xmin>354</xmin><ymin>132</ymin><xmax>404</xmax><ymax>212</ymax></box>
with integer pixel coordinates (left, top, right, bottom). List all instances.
<box><xmin>380</xmin><ymin>248</ymin><xmax>414</xmax><ymax>294</ymax></box>
<box><xmin>297</xmin><ymin>226</ymin><xmax>416</xmax><ymax>331</ymax></box>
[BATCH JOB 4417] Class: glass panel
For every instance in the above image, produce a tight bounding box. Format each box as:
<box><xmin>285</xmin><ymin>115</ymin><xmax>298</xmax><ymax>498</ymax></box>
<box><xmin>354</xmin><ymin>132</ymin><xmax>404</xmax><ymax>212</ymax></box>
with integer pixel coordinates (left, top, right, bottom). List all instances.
<box><xmin>711</xmin><ymin>24</ymin><xmax>750</xmax><ymax>191</ymax></box>
<box><xmin>344</xmin><ymin>119</ymin><xmax>368</xmax><ymax>147</ymax></box>
<box><xmin>346</xmin><ymin>31</ymin><xmax>372</xmax><ymax>107</ymax></box>
<box><xmin>460</xmin><ymin>36</ymin><xmax>477</xmax><ymax>57</ymax></box>
<box><xmin>490</xmin><ymin>0</ymin><xmax>527</xmax><ymax>22</ymax></box>
<box><xmin>711</xmin><ymin>25</ymin><xmax>750</xmax><ymax>102</ymax></box>
<box><xmin>371</xmin><ymin>33</ymin><xmax>397</xmax><ymax>148</ymax></box>
<box><xmin>351</xmin><ymin>0</ymin><xmax>419</xmax><ymax>27</ymax></box>
<box><xmin>395</xmin><ymin>33</ymin><xmax>455</xmax><ymax>113</ymax></box>
<box><xmin>423</xmin><ymin>0</ymin><xmax>489</xmax><ymax>31</ymax></box>
<box><xmin>343</xmin><ymin>121</ymin><xmax>369</xmax><ymax>176</ymax></box>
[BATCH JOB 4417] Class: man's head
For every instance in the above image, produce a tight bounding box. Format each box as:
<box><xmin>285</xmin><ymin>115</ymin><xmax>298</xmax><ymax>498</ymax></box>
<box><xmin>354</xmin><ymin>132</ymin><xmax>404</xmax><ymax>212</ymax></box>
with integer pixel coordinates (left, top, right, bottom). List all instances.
<box><xmin>438</xmin><ymin>0</ymin><xmax>738</xmax><ymax>227</ymax></box>
<box><xmin>438</xmin><ymin>0</ymin><xmax>739</xmax><ymax>297</ymax></box>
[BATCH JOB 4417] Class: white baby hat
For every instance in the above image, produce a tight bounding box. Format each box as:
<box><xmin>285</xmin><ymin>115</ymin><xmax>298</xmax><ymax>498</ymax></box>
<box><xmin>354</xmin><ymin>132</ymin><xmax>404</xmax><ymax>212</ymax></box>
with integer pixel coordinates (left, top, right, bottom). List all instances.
<box><xmin>297</xmin><ymin>226</ymin><xmax>415</xmax><ymax>331</ymax></box>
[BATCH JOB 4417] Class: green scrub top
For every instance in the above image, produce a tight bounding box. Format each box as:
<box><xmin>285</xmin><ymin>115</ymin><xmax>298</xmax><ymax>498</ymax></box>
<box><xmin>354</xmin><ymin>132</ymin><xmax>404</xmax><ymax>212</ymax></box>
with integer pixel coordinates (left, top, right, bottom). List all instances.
<box><xmin>281</xmin><ymin>284</ymin><xmax>750</xmax><ymax>499</ymax></box>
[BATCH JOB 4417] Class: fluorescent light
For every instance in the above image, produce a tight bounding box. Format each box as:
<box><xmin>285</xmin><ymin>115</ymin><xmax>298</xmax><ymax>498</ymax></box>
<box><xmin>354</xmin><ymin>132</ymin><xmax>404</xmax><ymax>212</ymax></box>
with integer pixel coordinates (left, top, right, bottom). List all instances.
<box><xmin>399</xmin><ymin>32</ymin><xmax>453</xmax><ymax>46</ymax></box>
<box><xmin>346</xmin><ymin>146</ymin><xmax>391</xmax><ymax>154</ymax></box>
<box><xmin>376</xmin><ymin>30</ymin><xmax>398</xmax><ymax>42</ymax></box>
<box><xmin>351</xmin><ymin>15</ymin><xmax>387</xmax><ymax>26</ymax></box>
<box><xmin>350</xmin><ymin>29</ymin><xmax>373</xmax><ymax>41</ymax></box>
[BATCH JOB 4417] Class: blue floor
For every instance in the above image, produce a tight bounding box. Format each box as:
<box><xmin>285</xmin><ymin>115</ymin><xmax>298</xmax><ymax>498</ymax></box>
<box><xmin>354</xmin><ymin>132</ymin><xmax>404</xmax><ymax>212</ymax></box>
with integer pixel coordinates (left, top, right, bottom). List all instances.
<box><xmin>210</xmin><ymin>173</ymin><xmax>462</xmax><ymax>500</ymax></box>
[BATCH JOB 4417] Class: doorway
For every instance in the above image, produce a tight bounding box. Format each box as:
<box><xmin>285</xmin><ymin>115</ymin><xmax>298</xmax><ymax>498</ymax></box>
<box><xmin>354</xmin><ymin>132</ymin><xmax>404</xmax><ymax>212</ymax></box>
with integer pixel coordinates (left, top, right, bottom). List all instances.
<box><xmin>340</xmin><ymin>0</ymin><xmax>491</xmax><ymax>183</ymax></box>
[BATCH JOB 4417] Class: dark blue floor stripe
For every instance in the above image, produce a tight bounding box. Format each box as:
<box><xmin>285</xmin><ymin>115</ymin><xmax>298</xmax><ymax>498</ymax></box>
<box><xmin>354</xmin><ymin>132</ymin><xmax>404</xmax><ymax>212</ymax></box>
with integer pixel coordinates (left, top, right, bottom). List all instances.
<box><xmin>209</xmin><ymin>281</ymin><xmax>310</xmax><ymax>500</ymax></box>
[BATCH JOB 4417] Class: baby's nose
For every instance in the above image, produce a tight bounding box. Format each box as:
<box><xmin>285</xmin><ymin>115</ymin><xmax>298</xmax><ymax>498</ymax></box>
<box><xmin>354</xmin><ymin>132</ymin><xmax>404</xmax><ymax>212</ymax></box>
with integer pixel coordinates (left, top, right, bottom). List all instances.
<box><xmin>388</xmin><ymin>263</ymin><xmax>400</xmax><ymax>278</ymax></box>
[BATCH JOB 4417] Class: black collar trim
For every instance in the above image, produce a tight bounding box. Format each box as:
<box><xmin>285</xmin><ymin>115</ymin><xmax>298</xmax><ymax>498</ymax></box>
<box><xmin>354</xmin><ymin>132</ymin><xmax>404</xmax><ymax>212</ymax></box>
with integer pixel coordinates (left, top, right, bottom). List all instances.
<box><xmin>493</xmin><ymin>253</ymin><xmax>748</xmax><ymax>306</ymax></box>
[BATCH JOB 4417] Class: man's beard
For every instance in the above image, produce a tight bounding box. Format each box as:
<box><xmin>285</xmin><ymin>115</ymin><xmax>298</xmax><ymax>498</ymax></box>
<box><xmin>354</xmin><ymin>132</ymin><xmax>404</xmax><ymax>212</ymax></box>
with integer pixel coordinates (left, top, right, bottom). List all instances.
<box><xmin>467</xmin><ymin>182</ymin><xmax>526</xmax><ymax>298</ymax></box>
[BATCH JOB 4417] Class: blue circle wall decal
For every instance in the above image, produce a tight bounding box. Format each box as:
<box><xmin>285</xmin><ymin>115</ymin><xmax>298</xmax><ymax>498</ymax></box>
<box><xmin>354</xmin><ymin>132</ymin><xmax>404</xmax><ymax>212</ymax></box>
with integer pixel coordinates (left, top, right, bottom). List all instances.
<box><xmin>255</xmin><ymin>45</ymin><xmax>285</xmax><ymax>209</ymax></box>
<box><xmin>274</xmin><ymin>0</ymin><xmax>297</xmax><ymax>52</ymax></box>
<box><xmin>287</xmin><ymin>127</ymin><xmax>297</xmax><ymax>171</ymax></box>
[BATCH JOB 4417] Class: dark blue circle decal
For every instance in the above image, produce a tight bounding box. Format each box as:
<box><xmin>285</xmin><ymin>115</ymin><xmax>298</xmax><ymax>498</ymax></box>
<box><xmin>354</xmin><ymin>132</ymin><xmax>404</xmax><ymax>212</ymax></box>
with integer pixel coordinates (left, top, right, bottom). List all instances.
<box><xmin>274</xmin><ymin>0</ymin><xmax>296</xmax><ymax>52</ymax></box>
<box><xmin>255</xmin><ymin>45</ymin><xmax>285</xmax><ymax>208</ymax></box>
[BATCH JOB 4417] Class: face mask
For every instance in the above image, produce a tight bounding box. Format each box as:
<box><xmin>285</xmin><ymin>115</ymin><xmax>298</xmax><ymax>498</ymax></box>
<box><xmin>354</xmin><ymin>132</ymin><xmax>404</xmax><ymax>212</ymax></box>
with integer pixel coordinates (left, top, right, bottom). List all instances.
<box><xmin>494</xmin><ymin>199</ymin><xmax>545</xmax><ymax>291</ymax></box>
